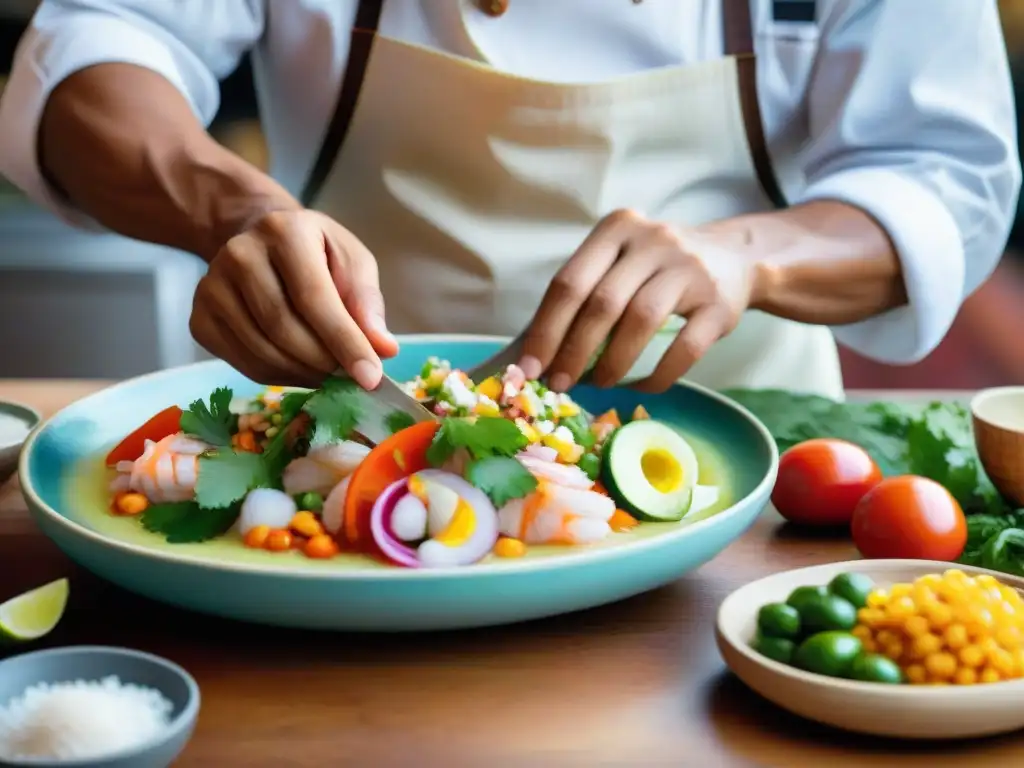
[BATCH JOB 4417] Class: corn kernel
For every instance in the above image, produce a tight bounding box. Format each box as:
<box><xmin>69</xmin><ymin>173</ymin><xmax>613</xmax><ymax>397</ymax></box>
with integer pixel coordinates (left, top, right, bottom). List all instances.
<box><xmin>858</xmin><ymin>608</ymin><xmax>885</xmax><ymax>627</ymax></box>
<box><xmin>988</xmin><ymin>647</ymin><xmax>1017</xmax><ymax>678</ymax></box>
<box><xmin>980</xmin><ymin>667</ymin><xmax>1002</xmax><ymax>684</ymax></box>
<box><xmin>876</xmin><ymin>629</ymin><xmax>900</xmax><ymax>647</ymax></box>
<box><xmin>959</xmin><ymin>645</ymin><xmax>986</xmax><ymax>668</ymax></box>
<box><xmin>904</xmin><ymin>664</ymin><xmax>927</xmax><ymax>684</ymax></box>
<box><xmin>943</xmin><ymin>623</ymin><xmax>969</xmax><ymax>651</ymax></box>
<box><xmin>924</xmin><ymin>652</ymin><xmax>958</xmax><ymax>680</ymax></box>
<box><xmin>903</xmin><ymin>615</ymin><xmax>930</xmax><ymax>638</ymax></box>
<box><xmin>996</xmin><ymin>626</ymin><xmax>1021</xmax><ymax>650</ymax></box>
<box><xmin>886</xmin><ymin>596</ymin><xmax>916</xmax><ymax>621</ymax></box>
<box><xmin>909</xmin><ymin>633</ymin><xmax>942</xmax><ymax>660</ymax></box>
<box><xmin>924</xmin><ymin>602</ymin><xmax>953</xmax><ymax>630</ymax></box>
<box><xmin>954</xmin><ymin>667</ymin><xmax>978</xmax><ymax>685</ymax></box>
<box><xmin>881</xmin><ymin>640</ymin><xmax>905</xmax><ymax>662</ymax></box>
<box><xmin>890</xmin><ymin>583</ymin><xmax>913</xmax><ymax>599</ymax></box>
<box><xmin>851</xmin><ymin>625</ymin><xmax>873</xmax><ymax>641</ymax></box>
<box><xmin>866</xmin><ymin>591</ymin><xmax>890</xmax><ymax>608</ymax></box>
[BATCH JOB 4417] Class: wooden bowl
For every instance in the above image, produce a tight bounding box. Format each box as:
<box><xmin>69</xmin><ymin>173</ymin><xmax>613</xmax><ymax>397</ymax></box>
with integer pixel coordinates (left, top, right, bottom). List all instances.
<box><xmin>716</xmin><ymin>559</ymin><xmax>1024</xmax><ymax>740</ymax></box>
<box><xmin>971</xmin><ymin>387</ymin><xmax>1024</xmax><ymax>506</ymax></box>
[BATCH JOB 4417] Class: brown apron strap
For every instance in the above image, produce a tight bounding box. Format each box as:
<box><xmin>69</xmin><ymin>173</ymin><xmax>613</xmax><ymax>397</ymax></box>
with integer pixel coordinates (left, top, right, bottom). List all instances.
<box><xmin>300</xmin><ymin>0</ymin><xmax>385</xmax><ymax>207</ymax></box>
<box><xmin>721</xmin><ymin>0</ymin><xmax>787</xmax><ymax>208</ymax></box>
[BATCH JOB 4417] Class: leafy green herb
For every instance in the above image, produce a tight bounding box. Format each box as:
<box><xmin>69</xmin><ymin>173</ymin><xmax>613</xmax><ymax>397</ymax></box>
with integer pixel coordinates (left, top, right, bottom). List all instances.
<box><xmin>559</xmin><ymin>412</ymin><xmax>596</xmax><ymax>450</ymax></box>
<box><xmin>140</xmin><ymin>501</ymin><xmax>240</xmax><ymax>544</ymax></box>
<box><xmin>140</xmin><ymin>501</ymin><xmax>196</xmax><ymax>534</ymax></box>
<box><xmin>960</xmin><ymin>514</ymin><xmax>1017</xmax><ymax>566</ymax></box>
<box><xmin>194</xmin><ymin>450</ymin><xmax>271</xmax><ymax>509</ymax></box>
<box><xmin>301</xmin><ymin>377</ymin><xmax>365</xmax><ymax>447</ymax></box>
<box><xmin>980</xmin><ymin>529</ymin><xmax>1024</xmax><ymax>577</ymax></box>
<box><xmin>261</xmin><ymin>391</ymin><xmax>313</xmax><ymax>482</ymax></box>
<box><xmin>179</xmin><ymin>387</ymin><xmax>235</xmax><ymax>446</ymax></box>
<box><xmin>426</xmin><ymin>416</ymin><xmax>528</xmax><ymax>467</ymax></box>
<box><xmin>722</xmin><ymin>389</ymin><xmax>1007</xmax><ymax>515</ymax></box>
<box><xmin>465</xmin><ymin>455</ymin><xmax>538</xmax><ymax>507</ymax></box>
<box><xmin>385</xmin><ymin>410</ymin><xmax>418</xmax><ymax>435</ymax></box>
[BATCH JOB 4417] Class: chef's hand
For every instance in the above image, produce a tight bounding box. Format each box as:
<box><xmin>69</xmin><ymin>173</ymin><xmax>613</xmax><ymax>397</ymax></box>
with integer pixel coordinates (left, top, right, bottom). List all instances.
<box><xmin>519</xmin><ymin>209</ymin><xmax>759</xmax><ymax>394</ymax></box>
<box><xmin>190</xmin><ymin>210</ymin><xmax>399</xmax><ymax>389</ymax></box>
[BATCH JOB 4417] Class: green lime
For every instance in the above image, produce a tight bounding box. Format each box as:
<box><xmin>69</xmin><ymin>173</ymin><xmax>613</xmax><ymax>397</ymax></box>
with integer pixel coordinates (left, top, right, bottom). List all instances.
<box><xmin>849</xmin><ymin>653</ymin><xmax>904</xmax><ymax>684</ymax></box>
<box><xmin>757</xmin><ymin>602</ymin><xmax>801</xmax><ymax>639</ymax></box>
<box><xmin>752</xmin><ymin>634</ymin><xmax>796</xmax><ymax>665</ymax></box>
<box><xmin>793</xmin><ymin>631</ymin><xmax>862</xmax><ymax>678</ymax></box>
<box><xmin>0</xmin><ymin>578</ymin><xmax>69</xmax><ymax>644</ymax></box>
<box><xmin>798</xmin><ymin>594</ymin><xmax>858</xmax><ymax>634</ymax></box>
<box><xmin>828</xmin><ymin>572</ymin><xmax>875</xmax><ymax>609</ymax></box>
<box><xmin>785</xmin><ymin>585</ymin><xmax>830</xmax><ymax>614</ymax></box>
<box><xmin>295</xmin><ymin>492</ymin><xmax>324</xmax><ymax>513</ymax></box>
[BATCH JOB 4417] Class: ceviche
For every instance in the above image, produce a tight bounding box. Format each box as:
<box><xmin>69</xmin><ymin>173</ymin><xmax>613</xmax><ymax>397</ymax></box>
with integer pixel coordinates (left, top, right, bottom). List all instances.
<box><xmin>102</xmin><ymin>358</ymin><xmax>720</xmax><ymax>568</ymax></box>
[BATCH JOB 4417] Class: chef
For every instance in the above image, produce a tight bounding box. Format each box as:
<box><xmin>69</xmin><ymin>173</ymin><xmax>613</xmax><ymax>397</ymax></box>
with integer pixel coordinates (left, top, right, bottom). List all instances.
<box><xmin>0</xmin><ymin>0</ymin><xmax>1018</xmax><ymax>398</ymax></box>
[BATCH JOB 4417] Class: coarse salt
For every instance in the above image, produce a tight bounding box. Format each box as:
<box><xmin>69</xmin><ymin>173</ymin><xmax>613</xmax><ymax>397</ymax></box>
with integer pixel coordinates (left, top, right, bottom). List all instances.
<box><xmin>0</xmin><ymin>675</ymin><xmax>173</xmax><ymax>761</ymax></box>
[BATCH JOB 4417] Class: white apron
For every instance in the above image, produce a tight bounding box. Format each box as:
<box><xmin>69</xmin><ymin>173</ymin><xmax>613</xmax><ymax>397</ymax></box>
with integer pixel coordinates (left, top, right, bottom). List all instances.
<box><xmin>307</xmin><ymin>0</ymin><xmax>844</xmax><ymax>398</ymax></box>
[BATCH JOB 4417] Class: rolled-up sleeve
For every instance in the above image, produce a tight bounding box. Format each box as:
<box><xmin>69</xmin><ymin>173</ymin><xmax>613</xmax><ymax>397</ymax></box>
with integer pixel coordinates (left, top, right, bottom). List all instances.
<box><xmin>794</xmin><ymin>0</ymin><xmax>1021</xmax><ymax>364</ymax></box>
<box><xmin>0</xmin><ymin>0</ymin><xmax>264</xmax><ymax>226</ymax></box>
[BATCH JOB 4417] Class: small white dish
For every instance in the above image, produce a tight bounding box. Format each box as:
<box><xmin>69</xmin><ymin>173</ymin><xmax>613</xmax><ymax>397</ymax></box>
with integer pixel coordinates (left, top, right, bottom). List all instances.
<box><xmin>715</xmin><ymin>559</ymin><xmax>1024</xmax><ymax>740</ymax></box>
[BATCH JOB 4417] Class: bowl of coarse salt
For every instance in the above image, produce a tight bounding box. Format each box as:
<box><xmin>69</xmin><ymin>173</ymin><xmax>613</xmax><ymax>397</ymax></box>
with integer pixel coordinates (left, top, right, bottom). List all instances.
<box><xmin>0</xmin><ymin>646</ymin><xmax>199</xmax><ymax>768</ymax></box>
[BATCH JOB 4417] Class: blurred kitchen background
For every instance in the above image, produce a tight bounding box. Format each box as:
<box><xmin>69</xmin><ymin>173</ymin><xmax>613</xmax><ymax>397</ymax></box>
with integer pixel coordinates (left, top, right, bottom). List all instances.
<box><xmin>2</xmin><ymin>1</ymin><xmax>1024</xmax><ymax>386</ymax></box>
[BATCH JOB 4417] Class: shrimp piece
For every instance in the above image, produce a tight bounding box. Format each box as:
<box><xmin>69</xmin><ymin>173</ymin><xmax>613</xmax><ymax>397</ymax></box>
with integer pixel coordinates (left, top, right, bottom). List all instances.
<box><xmin>320</xmin><ymin>475</ymin><xmax>352</xmax><ymax>535</ymax></box>
<box><xmin>516</xmin><ymin>455</ymin><xmax>594</xmax><ymax>490</ymax></box>
<box><xmin>111</xmin><ymin>433</ymin><xmax>209</xmax><ymax>503</ymax></box>
<box><xmin>282</xmin><ymin>440</ymin><xmax>371</xmax><ymax>496</ymax></box>
<box><xmin>497</xmin><ymin>483</ymin><xmax>613</xmax><ymax>545</ymax></box>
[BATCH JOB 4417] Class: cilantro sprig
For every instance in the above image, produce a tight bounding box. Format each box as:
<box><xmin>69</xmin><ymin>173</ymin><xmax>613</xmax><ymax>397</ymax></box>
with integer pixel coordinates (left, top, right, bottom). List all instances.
<box><xmin>141</xmin><ymin>501</ymin><xmax>240</xmax><ymax>544</ymax></box>
<box><xmin>385</xmin><ymin>410</ymin><xmax>418</xmax><ymax>435</ymax></box>
<box><xmin>465</xmin><ymin>455</ymin><xmax>537</xmax><ymax>507</ymax></box>
<box><xmin>179</xmin><ymin>387</ymin><xmax>235</xmax><ymax>446</ymax></box>
<box><xmin>194</xmin><ymin>450</ymin><xmax>271</xmax><ymax>509</ymax></box>
<box><xmin>302</xmin><ymin>376</ymin><xmax>365</xmax><ymax>447</ymax></box>
<box><xmin>426</xmin><ymin>416</ymin><xmax>527</xmax><ymax>467</ymax></box>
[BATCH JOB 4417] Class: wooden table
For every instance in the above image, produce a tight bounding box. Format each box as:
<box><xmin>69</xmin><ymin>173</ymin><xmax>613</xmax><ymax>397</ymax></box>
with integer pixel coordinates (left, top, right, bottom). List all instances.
<box><xmin>1</xmin><ymin>381</ymin><xmax>1020</xmax><ymax>767</ymax></box>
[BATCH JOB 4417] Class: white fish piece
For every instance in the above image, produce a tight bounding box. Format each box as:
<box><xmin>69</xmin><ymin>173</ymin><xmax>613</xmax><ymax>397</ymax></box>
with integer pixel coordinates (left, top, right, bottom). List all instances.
<box><xmin>518</xmin><ymin>444</ymin><xmax>558</xmax><ymax>463</ymax></box>
<box><xmin>390</xmin><ymin>494</ymin><xmax>429</xmax><ymax>542</ymax></box>
<box><xmin>239</xmin><ymin>488</ymin><xmax>297</xmax><ymax>535</ymax></box>
<box><xmin>497</xmin><ymin>489</ymin><xmax>613</xmax><ymax>545</ymax></box>
<box><xmin>282</xmin><ymin>440</ymin><xmax>371</xmax><ymax>496</ymax></box>
<box><xmin>565</xmin><ymin>517</ymin><xmax>611</xmax><ymax>544</ymax></box>
<box><xmin>321</xmin><ymin>475</ymin><xmax>351</xmax><ymax>535</ymax></box>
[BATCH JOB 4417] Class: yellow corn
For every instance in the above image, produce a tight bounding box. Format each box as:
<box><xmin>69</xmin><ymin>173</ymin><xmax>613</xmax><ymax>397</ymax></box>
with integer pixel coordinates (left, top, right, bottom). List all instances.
<box><xmin>476</xmin><ymin>377</ymin><xmax>501</xmax><ymax>401</ymax></box>
<box><xmin>474</xmin><ymin>400</ymin><xmax>501</xmax><ymax>417</ymax></box>
<box><xmin>515</xmin><ymin>418</ymin><xmax>540</xmax><ymax>443</ymax></box>
<box><xmin>556</xmin><ymin>402</ymin><xmax>580</xmax><ymax>418</ymax></box>
<box><xmin>542</xmin><ymin>434</ymin><xmax>583</xmax><ymax>463</ymax></box>
<box><xmin>853</xmin><ymin>569</ymin><xmax>1024</xmax><ymax>685</ymax></box>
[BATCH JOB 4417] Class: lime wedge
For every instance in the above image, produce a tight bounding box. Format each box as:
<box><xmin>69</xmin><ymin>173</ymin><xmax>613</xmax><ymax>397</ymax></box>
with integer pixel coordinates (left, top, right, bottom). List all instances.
<box><xmin>0</xmin><ymin>578</ymin><xmax>69</xmax><ymax>643</ymax></box>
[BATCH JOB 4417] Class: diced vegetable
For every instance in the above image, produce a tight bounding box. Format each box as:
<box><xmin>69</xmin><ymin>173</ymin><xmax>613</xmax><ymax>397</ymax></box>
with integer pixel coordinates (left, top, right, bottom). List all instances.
<box><xmin>112</xmin><ymin>492</ymin><xmax>149</xmax><ymax>517</ymax></box>
<box><xmin>493</xmin><ymin>537</ymin><xmax>527</xmax><ymax>558</ymax></box>
<box><xmin>104</xmin><ymin>406</ymin><xmax>183</xmax><ymax>466</ymax></box>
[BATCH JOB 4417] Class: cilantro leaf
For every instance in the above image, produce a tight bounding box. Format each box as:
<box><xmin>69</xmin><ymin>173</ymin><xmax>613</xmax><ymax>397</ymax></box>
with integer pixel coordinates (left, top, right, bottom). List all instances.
<box><xmin>466</xmin><ymin>456</ymin><xmax>538</xmax><ymax>507</ymax></box>
<box><xmin>140</xmin><ymin>501</ymin><xmax>196</xmax><ymax>534</ymax></box>
<box><xmin>179</xmin><ymin>387</ymin><xmax>235</xmax><ymax>446</ymax></box>
<box><xmin>302</xmin><ymin>376</ymin><xmax>365</xmax><ymax>447</ymax></box>
<box><xmin>385</xmin><ymin>410</ymin><xmax>417</xmax><ymax>435</ymax></box>
<box><xmin>261</xmin><ymin>391</ymin><xmax>313</xmax><ymax>483</ymax></box>
<box><xmin>141</xmin><ymin>500</ymin><xmax>240</xmax><ymax>544</ymax></box>
<box><xmin>164</xmin><ymin>505</ymin><xmax>241</xmax><ymax>544</ymax></box>
<box><xmin>194</xmin><ymin>450</ymin><xmax>271</xmax><ymax>509</ymax></box>
<box><xmin>426</xmin><ymin>417</ymin><xmax>527</xmax><ymax>466</ymax></box>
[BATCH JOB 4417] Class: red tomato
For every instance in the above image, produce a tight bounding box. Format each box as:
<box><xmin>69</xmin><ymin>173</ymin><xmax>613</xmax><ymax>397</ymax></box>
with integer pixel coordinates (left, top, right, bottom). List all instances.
<box><xmin>771</xmin><ymin>438</ymin><xmax>882</xmax><ymax>526</ymax></box>
<box><xmin>104</xmin><ymin>405</ymin><xmax>184</xmax><ymax>466</ymax></box>
<box><xmin>851</xmin><ymin>475</ymin><xmax>967</xmax><ymax>561</ymax></box>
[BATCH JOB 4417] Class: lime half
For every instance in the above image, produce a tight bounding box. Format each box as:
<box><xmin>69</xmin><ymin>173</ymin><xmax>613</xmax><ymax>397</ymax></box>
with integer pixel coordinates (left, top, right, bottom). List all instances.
<box><xmin>0</xmin><ymin>578</ymin><xmax>69</xmax><ymax>643</ymax></box>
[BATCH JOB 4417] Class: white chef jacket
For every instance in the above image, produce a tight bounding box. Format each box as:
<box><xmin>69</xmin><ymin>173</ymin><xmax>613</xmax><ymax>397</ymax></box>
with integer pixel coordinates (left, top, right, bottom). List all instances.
<box><xmin>0</xmin><ymin>0</ymin><xmax>1019</xmax><ymax>366</ymax></box>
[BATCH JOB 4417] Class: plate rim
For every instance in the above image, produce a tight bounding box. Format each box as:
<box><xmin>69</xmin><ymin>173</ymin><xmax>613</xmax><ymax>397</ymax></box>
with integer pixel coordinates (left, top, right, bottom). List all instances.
<box><xmin>19</xmin><ymin>334</ymin><xmax>779</xmax><ymax>581</ymax></box>
<box><xmin>716</xmin><ymin>558</ymin><xmax>1024</xmax><ymax>697</ymax></box>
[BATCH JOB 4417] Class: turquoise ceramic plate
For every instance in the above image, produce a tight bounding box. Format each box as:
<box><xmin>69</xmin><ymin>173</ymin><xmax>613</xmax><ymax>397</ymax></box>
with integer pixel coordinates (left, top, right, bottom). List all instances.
<box><xmin>19</xmin><ymin>335</ymin><xmax>777</xmax><ymax>632</ymax></box>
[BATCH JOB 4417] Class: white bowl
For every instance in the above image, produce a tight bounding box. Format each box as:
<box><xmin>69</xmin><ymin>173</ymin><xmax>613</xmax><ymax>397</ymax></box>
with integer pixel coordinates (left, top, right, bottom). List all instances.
<box><xmin>715</xmin><ymin>559</ymin><xmax>1024</xmax><ymax>740</ymax></box>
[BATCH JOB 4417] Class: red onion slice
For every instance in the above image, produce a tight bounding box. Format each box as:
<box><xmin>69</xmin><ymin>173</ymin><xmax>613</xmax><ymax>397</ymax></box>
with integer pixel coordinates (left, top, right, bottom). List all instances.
<box><xmin>369</xmin><ymin>478</ymin><xmax>421</xmax><ymax>568</ymax></box>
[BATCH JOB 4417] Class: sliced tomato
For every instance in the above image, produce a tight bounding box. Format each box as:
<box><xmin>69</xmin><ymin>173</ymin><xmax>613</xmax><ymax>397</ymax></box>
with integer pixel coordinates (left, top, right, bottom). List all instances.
<box><xmin>342</xmin><ymin>421</ymin><xmax>440</xmax><ymax>552</ymax></box>
<box><xmin>105</xmin><ymin>405</ymin><xmax>184</xmax><ymax>467</ymax></box>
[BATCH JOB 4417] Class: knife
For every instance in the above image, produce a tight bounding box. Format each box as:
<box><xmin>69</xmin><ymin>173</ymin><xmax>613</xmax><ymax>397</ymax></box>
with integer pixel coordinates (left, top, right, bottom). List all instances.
<box><xmin>335</xmin><ymin>370</ymin><xmax>438</xmax><ymax>445</ymax></box>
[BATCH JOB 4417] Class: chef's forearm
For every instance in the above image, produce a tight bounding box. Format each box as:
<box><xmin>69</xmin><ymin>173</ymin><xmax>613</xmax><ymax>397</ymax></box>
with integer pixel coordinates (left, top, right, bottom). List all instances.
<box><xmin>699</xmin><ymin>200</ymin><xmax>907</xmax><ymax>325</ymax></box>
<box><xmin>39</xmin><ymin>63</ymin><xmax>300</xmax><ymax>261</ymax></box>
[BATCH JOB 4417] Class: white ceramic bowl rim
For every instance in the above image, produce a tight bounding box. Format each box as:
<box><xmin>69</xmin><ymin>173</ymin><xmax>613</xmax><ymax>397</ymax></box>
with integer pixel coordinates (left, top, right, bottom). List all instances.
<box><xmin>718</xmin><ymin>558</ymin><xmax>1024</xmax><ymax>698</ymax></box>
<box><xmin>0</xmin><ymin>644</ymin><xmax>200</xmax><ymax>768</ymax></box>
<box><xmin>18</xmin><ymin>334</ymin><xmax>780</xmax><ymax>581</ymax></box>
<box><xmin>0</xmin><ymin>399</ymin><xmax>41</xmax><ymax>450</ymax></box>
